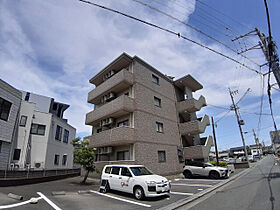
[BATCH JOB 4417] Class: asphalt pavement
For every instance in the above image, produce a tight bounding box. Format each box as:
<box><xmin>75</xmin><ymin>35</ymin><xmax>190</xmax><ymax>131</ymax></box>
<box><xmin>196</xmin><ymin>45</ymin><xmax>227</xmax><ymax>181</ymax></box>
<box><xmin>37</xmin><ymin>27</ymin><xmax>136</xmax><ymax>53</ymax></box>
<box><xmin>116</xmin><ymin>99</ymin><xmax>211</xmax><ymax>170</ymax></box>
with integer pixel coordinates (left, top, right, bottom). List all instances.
<box><xmin>180</xmin><ymin>155</ymin><xmax>280</xmax><ymax>210</ymax></box>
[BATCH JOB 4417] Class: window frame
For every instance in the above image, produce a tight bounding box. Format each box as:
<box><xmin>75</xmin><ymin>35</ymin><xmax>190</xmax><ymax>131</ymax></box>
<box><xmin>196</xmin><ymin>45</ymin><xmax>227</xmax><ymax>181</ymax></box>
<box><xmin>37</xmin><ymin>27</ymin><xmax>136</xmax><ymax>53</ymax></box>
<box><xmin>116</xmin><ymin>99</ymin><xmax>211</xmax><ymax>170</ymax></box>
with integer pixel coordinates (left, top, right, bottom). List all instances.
<box><xmin>19</xmin><ymin>115</ymin><xmax>28</xmax><ymax>127</ymax></box>
<box><xmin>0</xmin><ymin>97</ymin><xmax>12</xmax><ymax>121</ymax></box>
<box><xmin>54</xmin><ymin>154</ymin><xmax>60</xmax><ymax>165</ymax></box>
<box><xmin>117</xmin><ymin>150</ymin><xmax>130</xmax><ymax>160</ymax></box>
<box><xmin>156</xmin><ymin>122</ymin><xmax>164</xmax><ymax>133</ymax></box>
<box><xmin>154</xmin><ymin>96</ymin><xmax>161</xmax><ymax>107</ymax></box>
<box><xmin>152</xmin><ymin>74</ymin><xmax>159</xmax><ymax>85</ymax></box>
<box><xmin>158</xmin><ymin>150</ymin><xmax>166</xmax><ymax>163</ymax></box>
<box><xmin>30</xmin><ymin>124</ymin><xmax>46</xmax><ymax>136</ymax></box>
<box><xmin>63</xmin><ymin>129</ymin><xmax>69</xmax><ymax>143</ymax></box>
<box><xmin>117</xmin><ymin>120</ymin><xmax>129</xmax><ymax>127</ymax></box>
<box><xmin>55</xmin><ymin>125</ymin><xmax>63</xmax><ymax>141</ymax></box>
<box><xmin>13</xmin><ymin>149</ymin><xmax>21</xmax><ymax>161</ymax></box>
<box><xmin>62</xmin><ymin>154</ymin><xmax>67</xmax><ymax>165</ymax></box>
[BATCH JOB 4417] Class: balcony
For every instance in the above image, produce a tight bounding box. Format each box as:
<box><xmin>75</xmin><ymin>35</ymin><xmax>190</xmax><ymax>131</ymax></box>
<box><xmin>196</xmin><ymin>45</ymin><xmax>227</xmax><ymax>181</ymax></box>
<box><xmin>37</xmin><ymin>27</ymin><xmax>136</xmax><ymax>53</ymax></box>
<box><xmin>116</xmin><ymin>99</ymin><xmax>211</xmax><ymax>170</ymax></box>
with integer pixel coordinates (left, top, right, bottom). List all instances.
<box><xmin>183</xmin><ymin>136</ymin><xmax>213</xmax><ymax>160</ymax></box>
<box><xmin>88</xmin><ymin>69</ymin><xmax>134</xmax><ymax>104</ymax></box>
<box><xmin>176</xmin><ymin>95</ymin><xmax>206</xmax><ymax>113</ymax></box>
<box><xmin>179</xmin><ymin>115</ymin><xmax>210</xmax><ymax>136</ymax></box>
<box><xmin>85</xmin><ymin>95</ymin><xmax>135</xmax><ymax>125</ymax></box>
<box><xmin>88</xmin><ymin>126</ymin><xmax>136</xmax><ymax>148</ymax></box>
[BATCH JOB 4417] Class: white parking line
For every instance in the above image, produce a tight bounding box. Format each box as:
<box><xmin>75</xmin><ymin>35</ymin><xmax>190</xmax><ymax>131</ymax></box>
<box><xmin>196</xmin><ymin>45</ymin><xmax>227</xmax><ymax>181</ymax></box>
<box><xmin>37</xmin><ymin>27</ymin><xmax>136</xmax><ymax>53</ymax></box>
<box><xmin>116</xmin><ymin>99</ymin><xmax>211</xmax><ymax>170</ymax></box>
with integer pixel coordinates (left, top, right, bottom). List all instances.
<box><xmin>173</xmin><ymin>178</ymin><xmax>222</xmax><ymax>182</ymax></box>
<box><xmin>170</xmin><ymin>191</ymin><xmax>194</xmax><ymax>196</ymax></box>
<box><xmin>197</xmin><ymin>189</ymin><xmax>204</xmax><ymax>191</ymax></box>
<box><xmin>37</xmin><ymin>192</ymin><xmax>62</xmax><ymax>210</ymax></box>
<box><xmin>0</xmin><ymin>197</ymin><xmax>42</xmax><ymax>209</ymax></box>
<box><xmin>171</xmin><ymin>183</ymin><xmax>212</xmax><ymax>187</ymax></box>
<box><xmin>89</xmin><ymin>190</ymin><xmax>151</xmax><ymax>208</ymax></box>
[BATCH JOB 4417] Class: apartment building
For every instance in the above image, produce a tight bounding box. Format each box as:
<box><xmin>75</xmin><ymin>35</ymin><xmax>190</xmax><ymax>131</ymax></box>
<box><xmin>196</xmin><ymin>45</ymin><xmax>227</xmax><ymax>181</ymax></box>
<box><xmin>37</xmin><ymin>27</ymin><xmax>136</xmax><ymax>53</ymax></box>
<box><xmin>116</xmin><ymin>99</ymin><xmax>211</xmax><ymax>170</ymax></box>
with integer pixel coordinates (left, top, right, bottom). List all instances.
<box><xmin>0</xmin><ymin>79</ymin><xmax>21</xmax><ymax>169</ymax></box>
<box><xmin>11</xmin><ymin>92</ymin><xmax>76</xmax><ymax>169</ymax></box>
<box><xmin>86</xmin><ymin>53</ymin><xmax>212</xmax><ymax>175</ymax></box>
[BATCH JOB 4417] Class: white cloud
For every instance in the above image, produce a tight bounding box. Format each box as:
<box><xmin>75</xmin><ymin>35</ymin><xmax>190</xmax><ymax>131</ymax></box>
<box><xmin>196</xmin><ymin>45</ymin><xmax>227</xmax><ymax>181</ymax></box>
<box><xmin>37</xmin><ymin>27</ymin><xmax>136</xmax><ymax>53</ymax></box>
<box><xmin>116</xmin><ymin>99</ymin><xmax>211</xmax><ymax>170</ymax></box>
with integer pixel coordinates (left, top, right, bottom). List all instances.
<box><xmin>0</xmin><ymin>0</ymin><xmax>277</xmax><ymax>139</ymax></box>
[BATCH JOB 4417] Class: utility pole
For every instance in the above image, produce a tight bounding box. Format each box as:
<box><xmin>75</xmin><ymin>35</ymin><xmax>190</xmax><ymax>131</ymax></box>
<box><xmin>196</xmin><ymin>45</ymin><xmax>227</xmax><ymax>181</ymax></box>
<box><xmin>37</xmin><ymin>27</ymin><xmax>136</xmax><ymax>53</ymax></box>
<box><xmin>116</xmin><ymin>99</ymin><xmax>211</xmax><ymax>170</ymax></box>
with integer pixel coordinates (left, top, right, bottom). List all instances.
<box><xmin>253</xmin><ymin>129</ymin><xmax>261</xmax><ymax>155</ymax></box>
<box><xmin>256</xmin><ymin>28</ymin><xmax>280</xmax><ymax>88</ymax></box>
<box><xmin>229</xmin><ymin>88</ymin><xmax>249</xmax><ymax>162</ymax></box>
<box><xmin>211</xmin><ymin>116</ymin><xmax>219</xmax><ymax>166</ymax></box>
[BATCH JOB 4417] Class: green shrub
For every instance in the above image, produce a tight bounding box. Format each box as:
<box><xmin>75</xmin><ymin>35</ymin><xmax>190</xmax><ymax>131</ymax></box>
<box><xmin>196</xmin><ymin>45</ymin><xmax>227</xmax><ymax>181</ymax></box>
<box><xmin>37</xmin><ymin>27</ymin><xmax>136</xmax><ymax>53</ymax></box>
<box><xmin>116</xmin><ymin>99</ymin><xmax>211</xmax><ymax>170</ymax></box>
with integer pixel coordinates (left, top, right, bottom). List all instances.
<box><xmin>209</xmin><ymin>161</ymin><xmax>228</xmax><ymax>167</ymax></box>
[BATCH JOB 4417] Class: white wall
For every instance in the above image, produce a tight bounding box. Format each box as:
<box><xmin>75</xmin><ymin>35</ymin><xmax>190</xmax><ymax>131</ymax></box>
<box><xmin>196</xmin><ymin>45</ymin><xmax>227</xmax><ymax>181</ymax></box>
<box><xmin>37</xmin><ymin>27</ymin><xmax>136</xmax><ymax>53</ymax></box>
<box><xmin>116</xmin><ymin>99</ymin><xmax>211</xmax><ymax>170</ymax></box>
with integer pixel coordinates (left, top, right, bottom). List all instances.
<box><xmin>44</xmin><ymin>115</ymin><xmax>76</xmax><ymax>169</ymax></box>
<box><xmin>15</xmin><ymin>101</ymin><xmax>35</xmax><ymax>168</ymax></box>
<box><xmin>29</xmin><ymin>111</ymin><xmax>52</xmax><ymax>169</ymax></box>
<box><xmin>22</xmin><ymin>91</ymin><xmax>52</xmax><ymax>113</ymax></box>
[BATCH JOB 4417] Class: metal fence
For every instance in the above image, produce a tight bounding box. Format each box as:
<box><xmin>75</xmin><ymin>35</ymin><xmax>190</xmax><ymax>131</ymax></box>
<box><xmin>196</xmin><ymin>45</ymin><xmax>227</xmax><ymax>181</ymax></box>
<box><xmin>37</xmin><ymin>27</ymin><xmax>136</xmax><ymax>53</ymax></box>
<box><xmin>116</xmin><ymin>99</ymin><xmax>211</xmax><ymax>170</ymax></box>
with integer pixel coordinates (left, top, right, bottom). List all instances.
<box><xmin>0</xmin><ymin>168</ymin><xmax>81</xmax><ymax>179</ymax></box>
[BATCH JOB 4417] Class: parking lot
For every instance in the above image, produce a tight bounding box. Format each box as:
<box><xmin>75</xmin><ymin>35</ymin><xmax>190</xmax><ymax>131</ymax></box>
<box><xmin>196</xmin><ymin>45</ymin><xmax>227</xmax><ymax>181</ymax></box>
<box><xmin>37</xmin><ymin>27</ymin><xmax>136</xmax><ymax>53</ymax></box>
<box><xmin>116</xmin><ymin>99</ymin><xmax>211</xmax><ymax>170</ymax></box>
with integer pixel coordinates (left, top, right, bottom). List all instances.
<box><xmin>0</xmin><ymin>171</ymin><xmax>242</xmax><ymax>210</ymax></box>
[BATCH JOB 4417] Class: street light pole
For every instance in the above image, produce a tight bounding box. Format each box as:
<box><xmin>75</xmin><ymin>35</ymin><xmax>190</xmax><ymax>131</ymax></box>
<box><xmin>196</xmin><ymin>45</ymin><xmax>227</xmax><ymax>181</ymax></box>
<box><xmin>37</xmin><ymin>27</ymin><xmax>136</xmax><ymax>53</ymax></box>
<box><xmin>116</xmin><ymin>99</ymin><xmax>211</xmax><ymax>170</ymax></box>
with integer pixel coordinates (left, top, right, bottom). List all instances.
<box><xmin>229</xmin><ymin>88</ymin><xmax>249</xmax><ymax>162</ymax></box>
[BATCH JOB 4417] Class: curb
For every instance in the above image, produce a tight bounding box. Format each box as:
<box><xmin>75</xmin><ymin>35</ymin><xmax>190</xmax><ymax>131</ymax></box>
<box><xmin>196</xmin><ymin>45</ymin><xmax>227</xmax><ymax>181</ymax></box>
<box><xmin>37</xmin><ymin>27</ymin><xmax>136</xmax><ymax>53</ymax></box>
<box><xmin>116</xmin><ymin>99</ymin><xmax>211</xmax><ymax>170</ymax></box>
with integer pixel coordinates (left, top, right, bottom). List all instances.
<box><xmin>160</xmin><ymin>161</ymin><xmax>260</xmax><ymax>210</ymax></box>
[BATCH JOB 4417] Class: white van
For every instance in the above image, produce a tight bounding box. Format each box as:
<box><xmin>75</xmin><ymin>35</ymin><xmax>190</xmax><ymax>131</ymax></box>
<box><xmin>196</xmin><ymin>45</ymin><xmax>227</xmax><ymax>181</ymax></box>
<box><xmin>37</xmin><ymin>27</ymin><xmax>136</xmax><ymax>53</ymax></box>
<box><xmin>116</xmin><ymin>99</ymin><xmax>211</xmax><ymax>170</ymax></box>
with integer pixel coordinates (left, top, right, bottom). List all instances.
<box><xmin>100</xmin><ymin>165</ymin><xmax>170</xmax><ymax>200</ymax></box>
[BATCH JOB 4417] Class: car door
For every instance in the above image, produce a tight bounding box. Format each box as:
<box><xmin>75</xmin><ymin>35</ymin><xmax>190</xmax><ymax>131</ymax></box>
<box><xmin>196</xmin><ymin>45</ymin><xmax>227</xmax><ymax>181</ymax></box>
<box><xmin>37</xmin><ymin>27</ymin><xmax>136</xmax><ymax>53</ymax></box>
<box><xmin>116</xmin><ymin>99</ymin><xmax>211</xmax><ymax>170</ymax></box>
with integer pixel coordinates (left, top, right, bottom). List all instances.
<box><xmin>119</xmin><ymin>167</ymin><xmax>134</xmax><ymax>193</ymax></box>
<box><xmin>190</xmin><ymin>162</ymin><xmax>203</xmax><ymax>175</ymax></box>
<box><xmin>109</xmin><ymin>167</ymin><xmax>122</xmax><ymax>190</ymax></box>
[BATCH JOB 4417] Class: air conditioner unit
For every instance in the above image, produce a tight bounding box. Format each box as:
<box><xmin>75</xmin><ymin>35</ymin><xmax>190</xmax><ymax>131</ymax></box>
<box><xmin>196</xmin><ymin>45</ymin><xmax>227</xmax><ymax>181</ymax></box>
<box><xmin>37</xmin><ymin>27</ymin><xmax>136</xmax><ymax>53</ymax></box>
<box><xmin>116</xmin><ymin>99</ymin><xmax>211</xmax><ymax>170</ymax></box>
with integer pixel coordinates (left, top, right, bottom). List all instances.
<box><xmin>34</xmin><ymin>162</ymin><xmax>43</xmax><ymax>168</ymax></box>
<box><xmin>104</xmin><ymin>92</ymin><xmax>115</xmax><ymax>102</ymax></box>
<box><xmin>101</xmin><ymin>117</ymin><xmax>114</xmax><ymax>127</ymax></box>
<box><xmin>98</xmin><ymin>147</ymin><xmax>113</xmax><ymax>154</ymax></box>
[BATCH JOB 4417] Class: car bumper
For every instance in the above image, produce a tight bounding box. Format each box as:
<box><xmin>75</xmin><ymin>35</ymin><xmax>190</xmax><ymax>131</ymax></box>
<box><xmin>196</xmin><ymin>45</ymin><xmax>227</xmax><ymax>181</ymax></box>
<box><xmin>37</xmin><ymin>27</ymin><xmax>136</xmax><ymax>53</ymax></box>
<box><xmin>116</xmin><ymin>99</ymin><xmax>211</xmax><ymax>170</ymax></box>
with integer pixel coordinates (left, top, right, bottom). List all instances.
<box><xmin>146</xmin><ymin>190</ymin><xmax>170</xmax><ymax>197</ymax></box>
<box><xmin>146</xmin><ymin>183</ymin><xmax>170</xmax><ymax>197</ymax></box>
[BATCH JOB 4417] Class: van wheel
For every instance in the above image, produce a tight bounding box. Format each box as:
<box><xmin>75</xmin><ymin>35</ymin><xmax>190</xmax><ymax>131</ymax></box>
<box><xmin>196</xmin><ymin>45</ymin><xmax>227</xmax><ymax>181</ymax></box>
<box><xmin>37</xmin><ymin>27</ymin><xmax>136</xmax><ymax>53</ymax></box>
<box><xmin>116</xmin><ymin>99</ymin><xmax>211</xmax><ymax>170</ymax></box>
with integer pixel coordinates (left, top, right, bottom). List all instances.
<box><xmin>100</xmin><ymin>181</ymin><xmax>110</xmax><ymax>193</ymax></box>
<box><xmin>134</xmin><ymin>186</ymin><xmax>145</xmax><ymax>200</ymax></box>
<box><xmin>209</xmin><ymin>171</ymin><xmax>220</xmax><ymax>179</ymax></box>
<box><xmin>183</xmin><ymin>170</ymin><xmax>192</xmax><ymax>178</ymax></box>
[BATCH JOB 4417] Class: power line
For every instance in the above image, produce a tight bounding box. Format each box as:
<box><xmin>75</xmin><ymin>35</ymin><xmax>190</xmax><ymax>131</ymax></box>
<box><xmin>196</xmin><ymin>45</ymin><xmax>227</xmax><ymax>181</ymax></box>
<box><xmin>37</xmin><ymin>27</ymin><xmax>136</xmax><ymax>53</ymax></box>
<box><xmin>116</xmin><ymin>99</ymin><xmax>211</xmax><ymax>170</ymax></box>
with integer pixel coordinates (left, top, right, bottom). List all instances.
<box><xmin>133</xmin><ymin>0</ymin><xmax>261</xmax><ymax>67</ymax></box>
<box><xmin>78</xmin><ymin>0</ymin><xmax>263</xmax><ymax>75</ymax></box>
<box><xmin>196</xmin><ymin>0</ymin><xmax>253</xmax><ymax>32</ymax></box>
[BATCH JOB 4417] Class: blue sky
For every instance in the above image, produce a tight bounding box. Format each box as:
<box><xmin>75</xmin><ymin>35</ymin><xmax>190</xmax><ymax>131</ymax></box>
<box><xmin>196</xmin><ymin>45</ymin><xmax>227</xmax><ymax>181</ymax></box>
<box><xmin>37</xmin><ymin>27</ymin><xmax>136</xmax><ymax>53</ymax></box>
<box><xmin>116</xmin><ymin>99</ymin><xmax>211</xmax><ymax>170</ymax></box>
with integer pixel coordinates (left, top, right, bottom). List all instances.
<box><xmin>0</xmin><ymin>0</ymin><xmax>279</xmax><ymax>150</ymax></box>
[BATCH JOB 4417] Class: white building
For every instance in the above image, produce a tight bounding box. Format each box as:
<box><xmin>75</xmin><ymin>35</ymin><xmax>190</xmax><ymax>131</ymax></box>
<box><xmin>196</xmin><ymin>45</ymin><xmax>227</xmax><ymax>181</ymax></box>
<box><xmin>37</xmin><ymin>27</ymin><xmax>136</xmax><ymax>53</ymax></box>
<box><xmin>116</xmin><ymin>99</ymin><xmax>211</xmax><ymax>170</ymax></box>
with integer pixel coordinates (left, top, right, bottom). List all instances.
<box><xmin>11</xmin><ymin>92</ymin><xmax>76</xmax><ymax>169</ymax></box>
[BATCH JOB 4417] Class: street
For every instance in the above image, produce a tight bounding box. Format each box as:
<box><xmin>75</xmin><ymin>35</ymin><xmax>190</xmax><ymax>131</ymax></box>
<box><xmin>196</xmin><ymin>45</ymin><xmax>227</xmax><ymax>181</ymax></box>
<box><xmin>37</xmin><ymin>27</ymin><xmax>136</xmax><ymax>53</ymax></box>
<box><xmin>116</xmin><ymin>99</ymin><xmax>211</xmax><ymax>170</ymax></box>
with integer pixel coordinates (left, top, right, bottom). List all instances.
<box><xmin>0</xmin><ymin>170</ymin><xmax>238</xmax><ymax>209</ymax></box>
<box><xmin>181</xmin><ymin>155</ymin><xmax>280</xmax><ymax>210</ymax></box>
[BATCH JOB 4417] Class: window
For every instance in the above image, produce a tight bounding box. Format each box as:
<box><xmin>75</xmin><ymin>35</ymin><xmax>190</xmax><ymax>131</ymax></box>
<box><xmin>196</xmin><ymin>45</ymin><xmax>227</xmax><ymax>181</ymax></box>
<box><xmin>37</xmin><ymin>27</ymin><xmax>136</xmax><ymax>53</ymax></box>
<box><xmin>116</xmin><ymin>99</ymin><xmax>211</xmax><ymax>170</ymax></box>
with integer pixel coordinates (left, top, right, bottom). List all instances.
<box><xmin>13</xmin><ymin>149</ymin><xmax>21</xmax><ymax>161</ymax></box>
<box><xmin>55</xmin><ymin>125</ymin><xmax>62</xmax><ymax>141</ymax></box>
<box><xmin>152</xmin><ymin>74</ymin><xmax>159</xmax><ymax>85</ymax></box>
<box><xmin>154</xmin><ymin>97</ymin><xmax>161</xmax><ymax>107</ymax></box>
<box><xmin>111</xmin><ymin>167</ymin><xmax>120</xmax><ymax>175</ymax></box>
<box><xmin>117</xmin><ymin>151</ymin><xmax>130</xmax><ymax>160</ymax></box>
<box><xmin>62</xmin><ymin>155</ymin><xmax>67</xmax><ymax>165</ymax></box>
<box><xmin>63</xmin><ymin>129</ymin><xmax>69</xmax><ymax>143</ymax></box>
<box><xmin>105</xmin><ymin>167</ymin><xmax>111</xmax><ymax>174</ymax></box>
<box><xmin>54</xmin><ymin>154</ymin><xmax>60</xmax><ymax>165</ymax></box>
<box><xmin>19</xmin><ymin>115</ymin><xmax>28</xmax><ymax>127</ymax></box>
<box><xmin>97</xmin><ymin>128</ymin><xmax>102</xmax><ymax>133</ymax></box>
<box><xmin>0</xmin><ymin>97</ymin><xmax>12</xmax><ymax>121</ymax></box>
<box><xmin>24</xmin><ymin>92</ymin><xmax>30</xmax><ymax>101</ymax></box>
<box><xmin>0</xmin><ymin>141</ymin><xmax>2</xmax><ymax>153</ymax></box>
<box><xmin>121</xmin><ymin>167</ymin><xmax>132</xmax><ymax>177</ymax></box>
<box><xmin>31</xmin><ymin>124</ymin><xmax>46</xmax><ymax>135</ymax></box>
<box><xmin>158</xmin><ymin>151</ymin><xmax>166</xmax><ymax>163</ymax></box>
<box><xmin>156</xmin><ymin>122</ymin><xmax>163</xmax><ymax>133</ymax></box>
<box><xmin>117</xmin><ymin>120</ymin><xmax>129</xmax><ymax>127</ymax></box>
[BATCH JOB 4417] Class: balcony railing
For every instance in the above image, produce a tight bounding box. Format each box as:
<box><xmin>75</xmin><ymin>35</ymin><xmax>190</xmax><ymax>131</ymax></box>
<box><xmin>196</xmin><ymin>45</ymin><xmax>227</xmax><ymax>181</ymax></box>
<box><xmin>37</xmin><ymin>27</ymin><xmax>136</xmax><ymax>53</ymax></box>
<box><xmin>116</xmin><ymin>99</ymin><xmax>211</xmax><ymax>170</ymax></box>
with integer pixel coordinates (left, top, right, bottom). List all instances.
<box><xmin>183</xmin><ymin>136</ymin><xmax>213</xmax><ymax>160</ymax></box>
<box><xmin>88</xmin><ymin>126</ymin><xmax>136</xmax><ymax>148</ymax></box>
<box><xmin>179</xmin><ymin>115</ymin><xmax>210</xmax><ymax>136</ymax></box>
<box><xmin>176</xmin><ymin>95</ymin><xmax>206</xmax><ymax>113</ymax></box>
<box><xmin>86</xmin><ymin>95</ymin><xmax>135</xmax><ymax>126</ymax></box>
<box><xmin>88</xmin><ymin>69</ymin><xmax>134</xmax><ymax>104</ymax></box>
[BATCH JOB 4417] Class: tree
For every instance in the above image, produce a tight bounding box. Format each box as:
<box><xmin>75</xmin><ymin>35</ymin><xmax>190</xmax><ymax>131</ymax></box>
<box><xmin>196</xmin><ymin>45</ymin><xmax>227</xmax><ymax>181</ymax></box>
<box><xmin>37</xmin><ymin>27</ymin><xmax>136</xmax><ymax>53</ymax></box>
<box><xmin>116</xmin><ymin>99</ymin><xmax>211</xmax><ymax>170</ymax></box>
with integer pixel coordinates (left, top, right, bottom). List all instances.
<box><xmin>72</xmin><ymin>137</ymin><xmax>96</xmax><ymax>184</ymax></box>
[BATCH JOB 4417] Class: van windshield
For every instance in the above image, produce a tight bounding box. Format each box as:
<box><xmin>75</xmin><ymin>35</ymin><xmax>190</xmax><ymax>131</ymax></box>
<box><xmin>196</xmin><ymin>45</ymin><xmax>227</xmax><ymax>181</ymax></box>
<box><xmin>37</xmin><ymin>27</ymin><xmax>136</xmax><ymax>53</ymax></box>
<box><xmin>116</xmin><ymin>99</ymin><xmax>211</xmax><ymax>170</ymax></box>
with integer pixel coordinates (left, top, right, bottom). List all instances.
<box><xmin>130</xmin><ymin>167</ymin><xmax>153</xmax><ymax>176</ymax></box>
